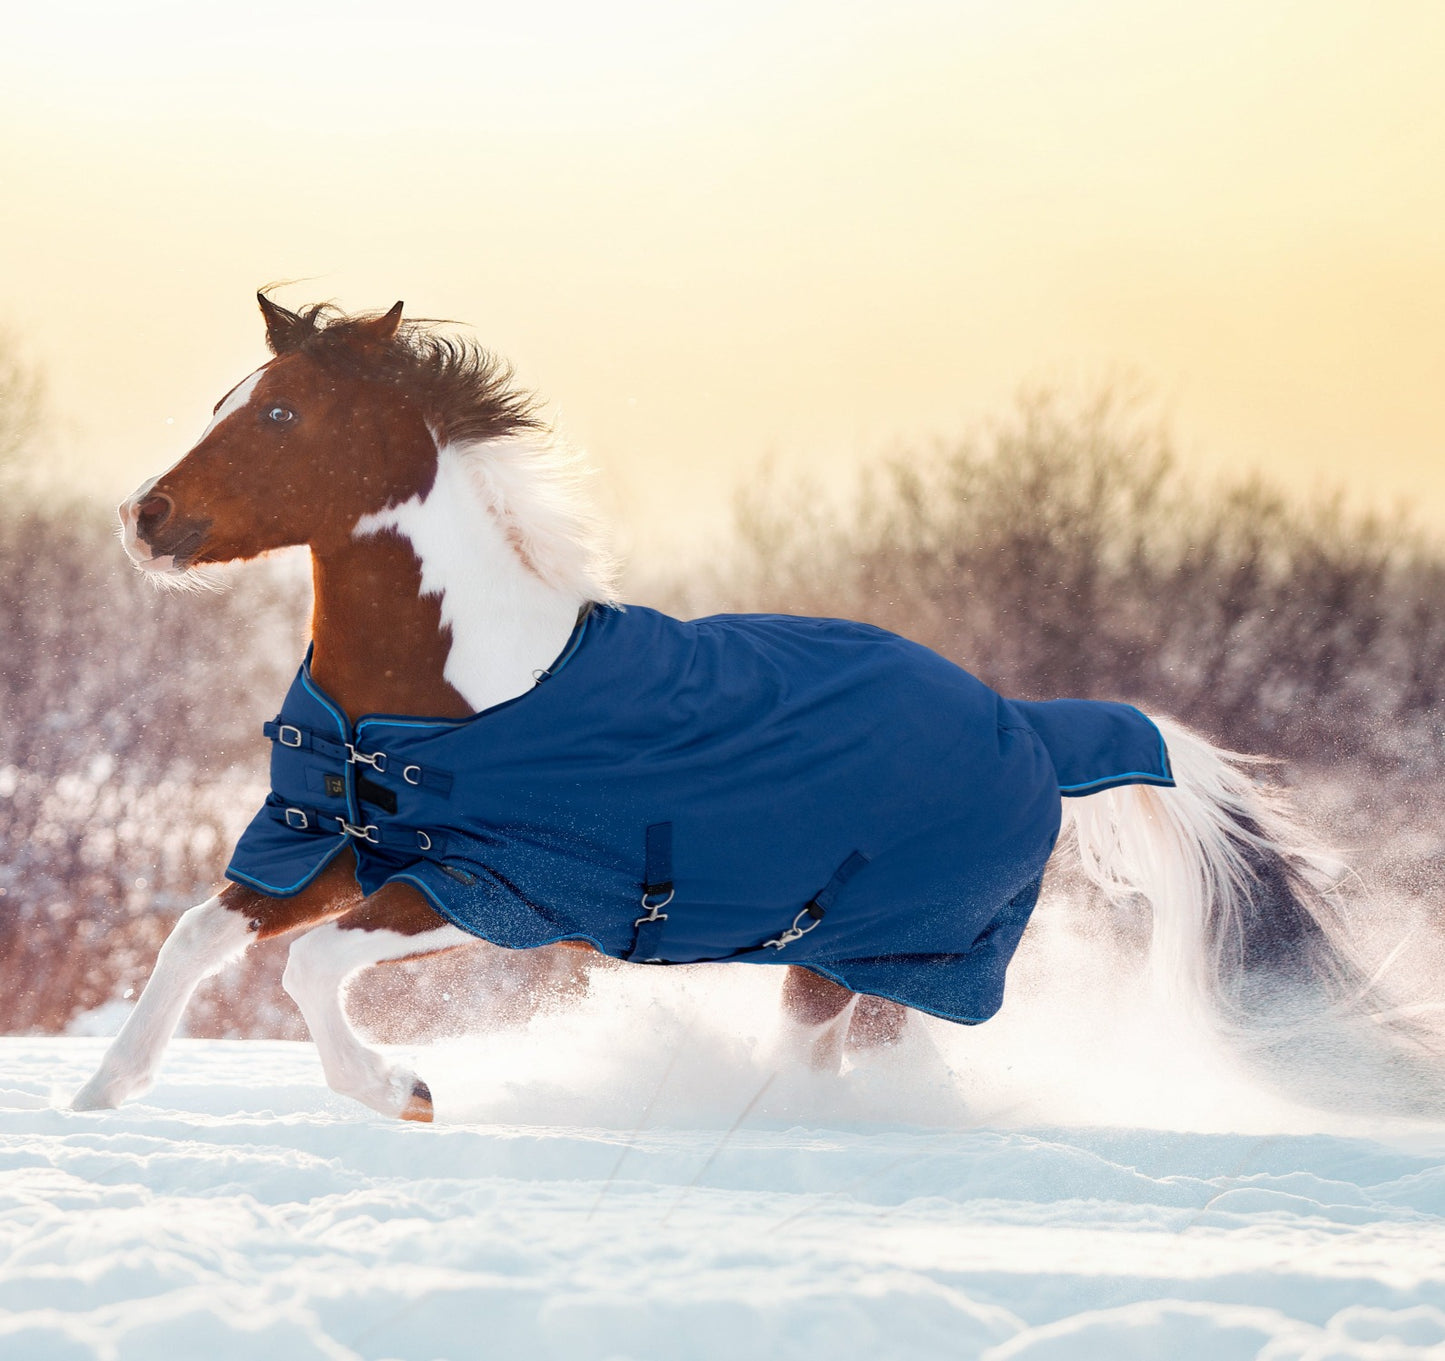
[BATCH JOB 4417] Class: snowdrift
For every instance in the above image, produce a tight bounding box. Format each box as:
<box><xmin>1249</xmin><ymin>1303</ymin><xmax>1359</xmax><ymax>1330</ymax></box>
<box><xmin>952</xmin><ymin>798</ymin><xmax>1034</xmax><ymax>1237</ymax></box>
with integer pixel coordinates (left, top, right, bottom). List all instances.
<box><xmin>5</xmin><ymin>914</ymin><xmax>1445</xmax><ymax>1361</ymax></box>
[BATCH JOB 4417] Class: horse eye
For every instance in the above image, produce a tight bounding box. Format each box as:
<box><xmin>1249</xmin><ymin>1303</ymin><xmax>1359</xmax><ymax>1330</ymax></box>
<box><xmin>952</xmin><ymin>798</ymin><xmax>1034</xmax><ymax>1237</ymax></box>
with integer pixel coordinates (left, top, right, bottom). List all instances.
<box><xmin>266</xmin><ymin>406</ymin><xmax>296</xmax><ymax>424</ymax></box>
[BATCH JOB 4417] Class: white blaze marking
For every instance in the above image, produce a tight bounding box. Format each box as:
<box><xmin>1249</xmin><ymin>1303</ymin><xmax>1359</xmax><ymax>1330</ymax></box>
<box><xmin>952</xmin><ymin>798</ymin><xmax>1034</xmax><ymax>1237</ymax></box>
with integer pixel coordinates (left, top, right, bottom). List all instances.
<box><xmin>130</xmin><ymin>473</ymin><xmax>160</xmax><ymax>503</ymax></box>
<box><xmin>121</xmin><ymin>364</ymin><xmax>269</xmax><ymax>568</ymax></box>
<box><xmin>120</xmin><ymin>473</ymin><xmax>164</xmax><ymax>566</ymax></box>
<box><xmin>200</xmin><ymin>365</ymin><xmax>267</xmax><ymax>439</ymax></box>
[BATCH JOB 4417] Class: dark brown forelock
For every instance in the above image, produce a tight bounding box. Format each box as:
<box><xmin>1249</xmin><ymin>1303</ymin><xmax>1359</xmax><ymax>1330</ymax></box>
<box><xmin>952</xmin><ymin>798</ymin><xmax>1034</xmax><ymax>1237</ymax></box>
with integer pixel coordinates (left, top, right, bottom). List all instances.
<box><xmin>260</xmin><ymin>297</ymin><xmax>544</xmax><ymax>447</ymax></box>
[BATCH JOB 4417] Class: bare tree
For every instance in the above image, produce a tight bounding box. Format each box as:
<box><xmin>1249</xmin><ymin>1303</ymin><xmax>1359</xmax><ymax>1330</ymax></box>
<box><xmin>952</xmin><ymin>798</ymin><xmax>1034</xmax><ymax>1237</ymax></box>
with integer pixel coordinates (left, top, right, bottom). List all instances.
<box><xmin>0</xmin><ymin>333</ymin><xmax>43</xmax><ymax>476</ymax></box>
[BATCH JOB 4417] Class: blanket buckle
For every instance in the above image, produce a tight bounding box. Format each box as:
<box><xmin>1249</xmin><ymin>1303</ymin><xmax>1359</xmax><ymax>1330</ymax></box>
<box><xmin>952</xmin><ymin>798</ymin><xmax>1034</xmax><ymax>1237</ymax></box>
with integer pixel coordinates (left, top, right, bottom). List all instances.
<box><xmin>347</xmin><ymin>744</ymin><xmax>387</xmax><ymax>773</ymax></box>
<box><xmin>635</xmin><ymin>886</ymin><xmax>674</xmax><ymax>927</ymax></box>
<box><xmin>763</xmin><ymin>902</ymin><xmax>826</xmax><ymax>951</ymax></box>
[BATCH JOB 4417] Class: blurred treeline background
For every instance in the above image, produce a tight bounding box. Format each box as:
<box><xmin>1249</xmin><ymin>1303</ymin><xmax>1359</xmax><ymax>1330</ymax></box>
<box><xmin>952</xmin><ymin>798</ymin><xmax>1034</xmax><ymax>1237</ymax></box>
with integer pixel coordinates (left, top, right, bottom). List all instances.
<box><xmin>2</xmin><ymin>342</ymin><xmax>1442</xmax><ymax>1037</ymax></box>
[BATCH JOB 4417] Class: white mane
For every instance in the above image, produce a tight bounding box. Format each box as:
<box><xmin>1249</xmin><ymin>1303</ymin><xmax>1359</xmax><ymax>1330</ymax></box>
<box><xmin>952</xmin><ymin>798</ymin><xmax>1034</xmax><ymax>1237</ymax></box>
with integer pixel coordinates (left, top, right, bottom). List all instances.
<box><xmin>354</xmin><ymin>430</ymin><xmax>618</xmax><ymax>712</ymax></box>
<box><xmin>456</xmin><ymin>430</ymin><xmax>618</xmax><ymax>606</ymax></box>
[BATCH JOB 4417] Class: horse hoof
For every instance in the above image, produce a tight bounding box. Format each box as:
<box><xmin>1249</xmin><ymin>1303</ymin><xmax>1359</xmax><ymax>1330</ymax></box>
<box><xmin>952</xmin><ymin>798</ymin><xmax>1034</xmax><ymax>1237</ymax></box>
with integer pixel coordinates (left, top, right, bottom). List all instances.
<box><xmin>400</xmin><ymin>1079</ymin><xmax>433</xmax><ymax>1123</ymax></box>
<box><xmin>71</xmin><ymin>1088</ymin><xmax>116</xmax><ymax>1112</ymax></box>
<box><xmin>71</xmin><ymin>1076</ymin><xmax>125</xmax><ymax>1111</ymax></box>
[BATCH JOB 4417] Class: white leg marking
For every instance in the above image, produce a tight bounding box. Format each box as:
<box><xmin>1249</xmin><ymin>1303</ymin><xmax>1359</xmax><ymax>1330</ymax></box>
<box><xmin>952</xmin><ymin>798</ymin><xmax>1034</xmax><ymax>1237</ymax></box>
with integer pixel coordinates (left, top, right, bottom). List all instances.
<box><xmin>72</xmin><ymin>897</ymin><xmax>253</xmax><ymax>1110</ymax></box>
<box><xmin>282</xmin><ymin>921</ymin><xmax>473</xmax><ymax>1119</ymax></box>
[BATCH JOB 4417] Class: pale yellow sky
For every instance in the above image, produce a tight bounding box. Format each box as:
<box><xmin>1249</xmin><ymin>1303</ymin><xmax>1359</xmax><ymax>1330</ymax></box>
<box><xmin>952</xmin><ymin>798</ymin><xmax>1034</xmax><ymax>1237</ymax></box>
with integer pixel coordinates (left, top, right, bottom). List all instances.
<box><xmin>2</xmin><ymin>1</ymin><xmax>1442</xmax><ymax>570</ymax></box>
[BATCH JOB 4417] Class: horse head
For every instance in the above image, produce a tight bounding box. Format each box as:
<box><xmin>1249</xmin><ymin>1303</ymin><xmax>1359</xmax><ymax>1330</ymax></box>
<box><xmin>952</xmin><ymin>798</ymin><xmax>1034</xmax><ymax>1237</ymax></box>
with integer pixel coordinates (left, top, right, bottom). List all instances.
<box><xmin>120</xmin><ymin>295</ymin><xmax>479</xmax><ymax>581</ymax></box>
<box><xmin>120</xmin><ymin>293</ymin><xmax>614</xmax><ymax>713</ymax></box>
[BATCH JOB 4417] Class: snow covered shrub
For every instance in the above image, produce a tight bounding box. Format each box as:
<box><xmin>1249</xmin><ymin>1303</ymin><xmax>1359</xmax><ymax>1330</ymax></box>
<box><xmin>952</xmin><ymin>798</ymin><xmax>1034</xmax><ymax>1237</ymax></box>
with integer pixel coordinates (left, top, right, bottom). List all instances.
<box><xmin>680</xmin><ymin>390</ymin><xmax>1445</xmax><ymax>773</ymax></box>
<box><xmin>0</xmin><ymin>500</ymin><xmax>308</xmax><ymax>1033</ymax></box>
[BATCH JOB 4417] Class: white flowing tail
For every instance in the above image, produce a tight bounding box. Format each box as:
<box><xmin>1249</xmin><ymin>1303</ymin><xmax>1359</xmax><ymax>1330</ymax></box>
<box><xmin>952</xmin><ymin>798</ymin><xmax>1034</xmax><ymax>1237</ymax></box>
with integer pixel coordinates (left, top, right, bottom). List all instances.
<box><xmin>1062</xmin><ymin>717</ymin><xmax>1362</xmax><ymax>1028</ymax></box>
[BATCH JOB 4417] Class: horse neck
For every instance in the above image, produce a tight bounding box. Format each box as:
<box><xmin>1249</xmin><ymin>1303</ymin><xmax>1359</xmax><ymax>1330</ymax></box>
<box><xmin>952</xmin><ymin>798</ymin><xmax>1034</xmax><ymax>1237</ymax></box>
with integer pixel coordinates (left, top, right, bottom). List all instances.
<box><xmin>308</xmin><ymin>446</ymin><xmax>590</xmax><ymax>722</ymax></box>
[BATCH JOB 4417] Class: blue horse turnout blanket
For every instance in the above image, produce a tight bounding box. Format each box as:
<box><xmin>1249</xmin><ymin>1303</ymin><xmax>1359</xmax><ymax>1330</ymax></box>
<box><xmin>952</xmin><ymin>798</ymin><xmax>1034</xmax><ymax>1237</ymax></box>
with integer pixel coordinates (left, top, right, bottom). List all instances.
<box><xmin>227</xmin><ymin>606</ymin><xmax>1173</xmax><ymax>1024</ymax></box>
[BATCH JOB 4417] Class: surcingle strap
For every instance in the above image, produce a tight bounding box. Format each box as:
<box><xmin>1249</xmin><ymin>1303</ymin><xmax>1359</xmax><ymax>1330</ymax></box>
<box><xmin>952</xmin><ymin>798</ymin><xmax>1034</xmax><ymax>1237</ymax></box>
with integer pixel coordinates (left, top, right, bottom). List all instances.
<box><xmin>627</xmin><ymin>847</ymin><xmax>869</xmax><ymax>967</ymax></box>
<box><xmin>625</xmin><ymin>822</ymin><xmax>675</xmax><ymax>962</ymax></box>
<box><xmin>643</xmin><ymin>821</ymin><xmax>674</xmax><ymax>900</ymax></box>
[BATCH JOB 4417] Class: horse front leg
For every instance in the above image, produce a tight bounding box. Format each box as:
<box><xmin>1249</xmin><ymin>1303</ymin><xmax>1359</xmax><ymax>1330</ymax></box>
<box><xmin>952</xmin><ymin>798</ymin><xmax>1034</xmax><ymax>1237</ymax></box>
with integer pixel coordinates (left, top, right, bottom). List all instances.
<box><xmin>280</xmin><ymin>882</ymin><xmax>473</xmax><ymax>1122</ymax></box>
<box><xmin>72</xmin><ymin>856</ymin><xmax>363</xmax><ymax>1110</ymax></box>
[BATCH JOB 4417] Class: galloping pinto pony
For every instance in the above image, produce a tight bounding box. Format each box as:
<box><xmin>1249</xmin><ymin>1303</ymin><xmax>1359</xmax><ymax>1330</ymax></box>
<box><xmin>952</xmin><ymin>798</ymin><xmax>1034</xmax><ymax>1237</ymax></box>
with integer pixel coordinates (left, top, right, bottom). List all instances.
<box><xmin>76</xmin><ymin>296</ymin><xmax>1359</xmax><ymax>1121</ymax></box>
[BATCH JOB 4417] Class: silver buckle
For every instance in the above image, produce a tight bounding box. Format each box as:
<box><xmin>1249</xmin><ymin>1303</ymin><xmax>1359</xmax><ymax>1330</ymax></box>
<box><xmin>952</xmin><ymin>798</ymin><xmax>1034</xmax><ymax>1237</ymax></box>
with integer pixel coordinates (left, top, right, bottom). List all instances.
<box><xmin>347</xmin><ymin>745</ymin><xmax>387</xmax><ymax>773</ymax></box>
<box><xmin>634</xmin><ymin>887</ymin><xmax>674</xmax><ymax>927</ymax></box>
<box><xmin>763</xmin><ymin>906</ymin><xmax>824</xmax><ymax>951</ymax></box>
<box><xmin>402</xmin><ymin>764</ymin><xmax>422</xmax><ymax>786</ymax></box>
<box><xmin>283</xmin><ymin>807</ymin><xmax>310</xmax><ymax>830</ymax></box>
<box><xmin>337</xmin><ymin>819</ymin><xmax>380</xmax><ymax>844</ymax></box>
<box><xmin>278</xmin><ymin>725</ymin><xmax>303</xmax><ymax>748</ymax></box>
<box><xmin>416</xmin><ymin>830</ymin><xmax>433</xmax><ymax>851</ymax></box>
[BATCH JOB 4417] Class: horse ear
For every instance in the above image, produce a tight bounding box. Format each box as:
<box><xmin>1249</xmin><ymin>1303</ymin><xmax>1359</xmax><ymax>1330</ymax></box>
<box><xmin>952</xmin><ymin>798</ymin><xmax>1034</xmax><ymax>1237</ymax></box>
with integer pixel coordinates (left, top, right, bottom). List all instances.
<box><xmin>257</xmin><ymin>292</ymin><xmax>306</xmax><ymax>355</ymax></box>
<box><xmin>360</xmin><ymin>301</ymin><xmax>404</xmax><ymax>343</ymax></box>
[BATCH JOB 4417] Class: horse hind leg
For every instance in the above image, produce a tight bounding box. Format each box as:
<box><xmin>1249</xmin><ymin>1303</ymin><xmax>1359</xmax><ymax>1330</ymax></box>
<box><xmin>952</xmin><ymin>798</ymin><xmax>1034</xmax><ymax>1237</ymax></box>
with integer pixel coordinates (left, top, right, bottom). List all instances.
<box><xmin>846</xmin><ymin>994</ymin><xmax>909</xmax><ymax>1049</ymax></box>
<box><xmin>780</xmin><ymin>966</ymin><xmax>861</xmax><ymax>1073</ymax></box>
<box><xmin>282</xmin><ymin>884</ymin><xmax>473</xmax><ymax>1122</ymax></box>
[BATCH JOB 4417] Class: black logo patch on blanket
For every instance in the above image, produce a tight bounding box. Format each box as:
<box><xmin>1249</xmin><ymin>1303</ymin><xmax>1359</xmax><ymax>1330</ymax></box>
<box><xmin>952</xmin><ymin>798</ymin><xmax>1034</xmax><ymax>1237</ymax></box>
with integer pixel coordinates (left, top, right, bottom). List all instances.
<box><xmin>356</xmin><ymin>776</ymin><xmax>397</xmax><ymax>814</ymax></box>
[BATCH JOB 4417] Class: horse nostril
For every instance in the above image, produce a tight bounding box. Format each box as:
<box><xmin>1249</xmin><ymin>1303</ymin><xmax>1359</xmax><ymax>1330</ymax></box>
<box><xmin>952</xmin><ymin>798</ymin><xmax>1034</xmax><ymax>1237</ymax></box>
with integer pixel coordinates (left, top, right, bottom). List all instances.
<box><xmin>135</xmin><ymin>493</ymin><xmax>174</xmax><ymax>538</ymax></box>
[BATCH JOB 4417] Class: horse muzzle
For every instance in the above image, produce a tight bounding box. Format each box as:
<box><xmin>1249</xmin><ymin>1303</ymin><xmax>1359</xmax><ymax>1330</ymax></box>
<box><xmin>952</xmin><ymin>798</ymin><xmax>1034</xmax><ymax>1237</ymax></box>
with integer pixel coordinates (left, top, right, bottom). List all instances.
<box><xmin>119</xmin><ymin>485</ymin><xmax>211</xmax><ymax>573</ymax></box>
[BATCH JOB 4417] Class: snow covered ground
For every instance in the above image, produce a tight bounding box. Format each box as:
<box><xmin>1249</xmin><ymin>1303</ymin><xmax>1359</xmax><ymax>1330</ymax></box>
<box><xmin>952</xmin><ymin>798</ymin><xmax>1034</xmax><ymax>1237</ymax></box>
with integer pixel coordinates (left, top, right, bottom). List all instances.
<box><xmin>4</xmin><ymin>921</ymin><xmax>1445</xmax><ymax>1361</ymax></box>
